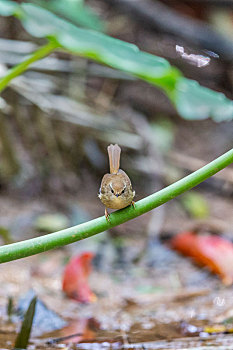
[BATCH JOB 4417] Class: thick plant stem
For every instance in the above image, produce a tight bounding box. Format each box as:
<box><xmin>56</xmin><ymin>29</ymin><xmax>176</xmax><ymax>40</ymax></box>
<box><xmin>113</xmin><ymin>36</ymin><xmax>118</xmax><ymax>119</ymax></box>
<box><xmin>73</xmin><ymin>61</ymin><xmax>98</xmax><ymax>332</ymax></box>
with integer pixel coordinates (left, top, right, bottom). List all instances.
<box><xmin>0</xmin><ymin>148</ymin><xmax>232</xmax><ymax>263</ymax></box>
<box><xmin>0</xmin><ymin>40</ymin><xmax>59</xmax><ymax>93</ymax></box>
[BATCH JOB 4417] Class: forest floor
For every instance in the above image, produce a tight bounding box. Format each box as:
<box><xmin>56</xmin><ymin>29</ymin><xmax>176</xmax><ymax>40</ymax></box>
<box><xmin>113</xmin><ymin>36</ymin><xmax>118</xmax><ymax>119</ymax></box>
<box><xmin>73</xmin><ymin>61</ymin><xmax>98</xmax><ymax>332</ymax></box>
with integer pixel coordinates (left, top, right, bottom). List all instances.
<box><xmin>0</xmin><ymin>173</ymin><xmax>233</xmax><ymax>349</ymax></box>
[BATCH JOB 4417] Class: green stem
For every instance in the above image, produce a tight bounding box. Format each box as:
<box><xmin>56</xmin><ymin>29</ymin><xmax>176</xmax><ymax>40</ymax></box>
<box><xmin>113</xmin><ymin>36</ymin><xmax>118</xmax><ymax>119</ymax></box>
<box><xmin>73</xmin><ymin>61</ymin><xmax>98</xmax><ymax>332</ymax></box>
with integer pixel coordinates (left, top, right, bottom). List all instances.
<box><xmin>0</xmin><ymin>148</ymin><xmax>233</xmax><ymax>263</ymax></box>
<box><xmin>0</xmin><ymin>40</ymin><xmax>59</xmax><ymax>93</ymax></box>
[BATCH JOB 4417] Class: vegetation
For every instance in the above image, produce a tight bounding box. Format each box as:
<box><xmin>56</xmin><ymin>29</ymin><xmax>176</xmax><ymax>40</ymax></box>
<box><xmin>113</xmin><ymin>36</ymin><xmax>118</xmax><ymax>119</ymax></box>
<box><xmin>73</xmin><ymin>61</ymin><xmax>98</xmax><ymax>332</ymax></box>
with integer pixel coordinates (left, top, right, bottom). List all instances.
<box><xmin>0</xmin><ymin>1</ymin><xmax>233</xmax><ymax>121</ymax></box>
<box><xmin>0</xmin><ymin>0</ymin><xmax>232</xmax><ymax>264</ymax></box>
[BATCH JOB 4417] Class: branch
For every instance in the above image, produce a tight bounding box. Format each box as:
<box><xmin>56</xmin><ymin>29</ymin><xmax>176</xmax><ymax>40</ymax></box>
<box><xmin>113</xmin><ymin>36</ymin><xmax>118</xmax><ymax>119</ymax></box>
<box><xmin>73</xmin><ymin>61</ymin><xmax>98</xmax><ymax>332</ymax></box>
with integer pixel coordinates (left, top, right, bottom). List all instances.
<box><xmin>182</xmin><ymin>0</ymin><xmax>233</xmax><ymax>6</ymax></box>
<box><xmin>0</xmin><ymin>40</ymin><xmax>59</xmax><ymax>93</ymax></box>
<box><xmin>0</xmin><ymin>148</ymin><xmax>232</xmax><ymax>264</ymax></box>
<box><xmin>106</xmin><ymin>0</ymin><xmax>233</xmax><ymax>60</ymax></box>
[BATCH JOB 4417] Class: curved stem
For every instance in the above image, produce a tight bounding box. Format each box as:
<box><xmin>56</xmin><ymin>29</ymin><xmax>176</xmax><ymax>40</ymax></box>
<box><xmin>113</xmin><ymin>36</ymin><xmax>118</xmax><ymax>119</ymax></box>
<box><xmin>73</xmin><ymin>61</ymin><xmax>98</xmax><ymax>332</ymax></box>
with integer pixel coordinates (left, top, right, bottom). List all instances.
<box><xmin>0</xmin><ymin>148</ymin><xmax>232</xmax><ymax>264</ymax></box>
<box><xmin>0</xmin><ymin>40</ymin><xmax>59</xmax><ymax>93</ymax></box>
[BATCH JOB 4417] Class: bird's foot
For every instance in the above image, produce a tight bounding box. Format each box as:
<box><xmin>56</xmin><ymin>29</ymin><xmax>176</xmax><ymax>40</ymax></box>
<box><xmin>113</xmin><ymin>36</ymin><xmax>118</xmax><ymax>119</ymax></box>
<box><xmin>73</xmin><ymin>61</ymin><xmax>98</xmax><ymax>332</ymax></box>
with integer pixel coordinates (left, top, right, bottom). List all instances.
<box><xmin>105</xmin><ymin>208</ymin><xmax>110</xmax><ymax>222</ymax></box>
<box><xmin>131</xmin><ymin>201</ymin><xmax>135</xmax><ymax>209</ymax></box>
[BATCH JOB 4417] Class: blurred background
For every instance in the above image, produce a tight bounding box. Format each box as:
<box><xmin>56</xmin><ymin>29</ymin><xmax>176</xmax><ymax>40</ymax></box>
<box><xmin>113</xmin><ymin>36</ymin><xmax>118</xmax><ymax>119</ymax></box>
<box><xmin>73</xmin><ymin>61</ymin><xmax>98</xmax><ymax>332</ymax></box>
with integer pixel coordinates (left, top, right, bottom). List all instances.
<box><xmin>0</xmin><ymin>0</ymin><xmax>233</xmax><ymax>348</ymax></box>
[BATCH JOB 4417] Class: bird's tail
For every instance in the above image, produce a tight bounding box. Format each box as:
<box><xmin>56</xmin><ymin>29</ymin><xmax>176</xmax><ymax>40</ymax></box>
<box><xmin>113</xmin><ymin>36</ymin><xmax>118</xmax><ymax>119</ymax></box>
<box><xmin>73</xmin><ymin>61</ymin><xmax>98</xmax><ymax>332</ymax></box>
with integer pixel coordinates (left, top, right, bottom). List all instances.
<box><xmin>107</xmin><ymin>144</ymin><xmax>121</xmax><ymax>174</ymax></box>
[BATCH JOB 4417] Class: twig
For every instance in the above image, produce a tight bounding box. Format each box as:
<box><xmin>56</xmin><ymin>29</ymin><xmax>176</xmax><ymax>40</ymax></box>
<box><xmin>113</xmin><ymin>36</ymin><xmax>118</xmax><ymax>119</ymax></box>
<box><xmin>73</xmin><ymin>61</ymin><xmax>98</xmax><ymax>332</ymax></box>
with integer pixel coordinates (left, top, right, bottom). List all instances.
<box><xmin>47</xmin><ymin>333</ymin><xmax>83</xmax><ymax>344</ymax></box>
<box><xmin>0</xmin><ymin>40</ymin><xmax>59</xmax><ymax>93</ymax></box>
<box><xmin>181</xmin><ymin>0</ymin><xmax>233</xmax><ymax>7</ymax></box>
<box><xmin>0</xmin><ymin>148</ymin><xmax>232</xmax><ymax>264</ymax></box>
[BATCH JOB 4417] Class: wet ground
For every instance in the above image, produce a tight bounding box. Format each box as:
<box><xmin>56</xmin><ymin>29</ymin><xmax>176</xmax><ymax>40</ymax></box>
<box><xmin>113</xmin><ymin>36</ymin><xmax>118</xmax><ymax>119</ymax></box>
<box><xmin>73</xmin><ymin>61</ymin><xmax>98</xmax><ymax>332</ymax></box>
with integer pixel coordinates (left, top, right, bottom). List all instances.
<box><xmin>0</xmin><ymin>114</ymin><xmax>232</xmax><ymax>349</ymax></box>
<box><xmin>0</xmin><ymin>189</ymin><xmax>233</xmax><ymax>349</ymax></box>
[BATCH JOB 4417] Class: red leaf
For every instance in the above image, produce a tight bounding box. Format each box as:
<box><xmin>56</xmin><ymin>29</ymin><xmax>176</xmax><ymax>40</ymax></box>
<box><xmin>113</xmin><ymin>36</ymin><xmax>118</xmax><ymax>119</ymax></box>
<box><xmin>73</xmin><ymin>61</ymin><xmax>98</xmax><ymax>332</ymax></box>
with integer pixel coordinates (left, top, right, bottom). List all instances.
<box><xmin>60</xmin><ymin>318</ymin><xmax>100</xmax><ymax>343</ymax></box>
<box><xmin>171</xmin><ymin>231</ymin><xmax>233</xmax><ymax>285</ymax></box>
<box><xmin>62</xmin><ymin>252</ymin><xmax>96</xmax><ymax>303</ymax></box>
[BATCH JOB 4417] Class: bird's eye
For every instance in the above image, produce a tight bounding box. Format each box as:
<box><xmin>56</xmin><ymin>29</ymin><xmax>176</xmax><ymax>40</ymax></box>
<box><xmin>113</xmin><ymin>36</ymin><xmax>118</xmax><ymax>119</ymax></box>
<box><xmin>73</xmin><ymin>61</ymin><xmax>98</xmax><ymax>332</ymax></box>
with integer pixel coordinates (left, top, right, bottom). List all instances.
<box><xmin>111</xmin><ymin>188</ymin><xmax>114</xmax><ymax>194</ymax></box>
<box><xmin>122</xmin><ymin>189</ymin><xmax>125</xmax><ymax>194</ymax></box>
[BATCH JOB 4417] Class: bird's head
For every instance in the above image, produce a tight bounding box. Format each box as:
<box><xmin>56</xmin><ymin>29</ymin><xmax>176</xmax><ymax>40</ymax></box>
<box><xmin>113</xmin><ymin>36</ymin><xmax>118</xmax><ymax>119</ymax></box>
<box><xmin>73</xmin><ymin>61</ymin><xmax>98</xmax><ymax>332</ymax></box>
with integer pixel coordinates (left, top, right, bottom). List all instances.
<box><xmin>109</xmin><ymin>179</ymin><xmax>126</xmax><ymax>198</ymax></box>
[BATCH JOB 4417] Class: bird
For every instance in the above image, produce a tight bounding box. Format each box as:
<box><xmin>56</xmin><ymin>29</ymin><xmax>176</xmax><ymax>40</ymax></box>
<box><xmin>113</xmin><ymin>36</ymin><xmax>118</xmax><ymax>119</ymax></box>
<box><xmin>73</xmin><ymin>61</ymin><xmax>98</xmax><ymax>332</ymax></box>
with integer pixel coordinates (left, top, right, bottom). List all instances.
<box><xmin>98</xmin><ymin>144</ymin><xmax>135</xmax><ymax>221</ymax></box>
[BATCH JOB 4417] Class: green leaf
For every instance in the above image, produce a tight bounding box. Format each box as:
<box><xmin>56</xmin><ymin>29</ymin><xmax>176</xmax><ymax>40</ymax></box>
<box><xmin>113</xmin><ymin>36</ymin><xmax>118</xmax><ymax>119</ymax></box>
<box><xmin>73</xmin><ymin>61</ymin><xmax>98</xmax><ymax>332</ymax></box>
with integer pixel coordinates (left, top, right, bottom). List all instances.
<box><xmin>0</xmin><ymin>1</ymin><xmax>233</xmax><ymax>121</ymax></box>
<box><xmin>136</xmin><ymin>285</ymin><xmax>164</xmax><ymax>294</ymax></box>
<box><xmin>22</xmin><ymin>4</ymin><xmax>177</xmax><ymax>77</ymax></box>
<box><xmin>14</xmin><ymin>296</ymin><xmax>37</xmax><ymax>350</ymax></box>
<box><xmin>181</xmin><ymin>191</ymin><xmax>209</xmax><ymax>219</ymax></box>
<box><xmin>33</xmin><ymin>0</ymin><xmax>105</xmax><ymax>31</ymax></box>
<box><xmin>34</xmin><ymin>213</ymin><xmax>70</xmax><ymax>232</ymax></box>
<box><xmin>0</xmin><ymin>1</ymin><xmax>180</xmax><ymax>92</ymax></box>
<box><xmin>0</xmin><ymin>226</ymin><xmax>13</xmax><ymax>244</ymax></box>
<box><xmin>7</xmin><ymin>296</ymin><xmax>14</xmax><ymax>321</ymax></box>
<box><xmin>176</xmin><ymin>78</ymin><xmax>233</xmax><ymax>121</ymax></box>
<box><xmin>151</xmin><ymin>118</ymin><xmax>175</xmax><ymax>152</ymax></box>
<box><xmin>0</xmin><ymin>0</ymin><xmax>18</xmax><ymax>15</ymax></box>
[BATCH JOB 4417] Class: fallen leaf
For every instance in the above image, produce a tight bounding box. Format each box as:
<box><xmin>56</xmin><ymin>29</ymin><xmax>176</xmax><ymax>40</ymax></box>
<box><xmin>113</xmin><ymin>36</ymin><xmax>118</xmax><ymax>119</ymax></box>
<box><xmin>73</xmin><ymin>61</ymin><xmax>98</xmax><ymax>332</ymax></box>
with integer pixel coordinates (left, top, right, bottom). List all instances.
<box><xmin>204</xmin><ymin>324</ymin><xmax>233</xmax><ymax>334</ymax></box>
<box><xmin>62</xmin><ymin>252</ymin><xmax>96</xmax><ymax>303</ymax></box>
<box><xmin>170</xmin><ymin>231</ymin><xmax>233</xmax><ymax>284</ymax></box>
<box><xmin>49</xmin><ymin>317</ymin><xmax>100</xmax><ymax>344</ymax></box>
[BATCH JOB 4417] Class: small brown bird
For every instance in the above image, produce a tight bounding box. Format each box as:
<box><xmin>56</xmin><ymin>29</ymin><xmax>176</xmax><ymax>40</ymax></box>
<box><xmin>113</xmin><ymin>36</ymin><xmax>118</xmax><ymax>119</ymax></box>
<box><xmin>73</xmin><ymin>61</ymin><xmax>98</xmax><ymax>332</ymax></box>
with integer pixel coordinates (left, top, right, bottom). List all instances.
<box><xmin>98</xmin><ymin>144</ymin><xmax>135</xmax><ymax>221</ymax></box>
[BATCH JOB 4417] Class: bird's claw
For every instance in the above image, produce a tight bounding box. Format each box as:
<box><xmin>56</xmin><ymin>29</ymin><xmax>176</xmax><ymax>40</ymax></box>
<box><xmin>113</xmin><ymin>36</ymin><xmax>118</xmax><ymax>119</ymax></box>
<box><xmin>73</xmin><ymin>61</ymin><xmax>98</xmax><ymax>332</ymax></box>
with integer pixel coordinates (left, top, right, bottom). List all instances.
<box><xmin>105</xmin><ymin>208</ymin><xmax>110</xmax><ymax>222</ymax></box>
<box><xmin>131</xmin><ymin>201</ymin><xmax>135</xmax><ymax>209</ymax></box>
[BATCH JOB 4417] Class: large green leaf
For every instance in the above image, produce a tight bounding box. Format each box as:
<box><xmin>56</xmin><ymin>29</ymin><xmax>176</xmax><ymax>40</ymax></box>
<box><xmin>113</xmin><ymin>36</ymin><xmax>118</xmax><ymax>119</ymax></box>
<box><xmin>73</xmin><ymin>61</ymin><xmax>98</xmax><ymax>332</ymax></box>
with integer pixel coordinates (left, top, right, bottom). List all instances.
<box><xmin>0</xmin><ymin>1</ymin><xmax>232</xmax><ymax>121</ymax></box>
<box><xmin>176</xmin><ymin>78</ymin><xmax>233</xmax><ymax>121</ymax></box>
<box><xmin>0</xmin><ymin>0</ymin><xmax>21</xmax><ymax>15</ymax></box>
<box><xmin>0</xmin><ymin>1</ymin><xmax>180</xmax><ymax>91</ymax></box>
<box><xmin>32</xmin><ymin>0</ymin><xmax>105</xmax><ymax>31</ymax></box>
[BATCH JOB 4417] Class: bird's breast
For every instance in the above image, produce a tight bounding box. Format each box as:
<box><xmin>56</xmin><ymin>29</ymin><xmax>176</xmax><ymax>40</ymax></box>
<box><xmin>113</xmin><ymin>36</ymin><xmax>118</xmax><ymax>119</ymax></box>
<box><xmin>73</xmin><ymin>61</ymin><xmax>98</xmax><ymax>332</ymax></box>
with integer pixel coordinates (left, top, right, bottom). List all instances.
<box><xmin>99</xmin><ymin>191</ymin><xmax>134</xmax><ymax>209</ymax></box>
